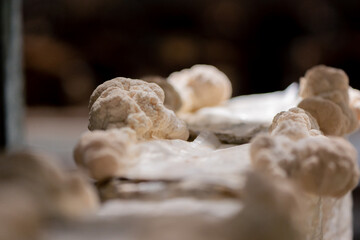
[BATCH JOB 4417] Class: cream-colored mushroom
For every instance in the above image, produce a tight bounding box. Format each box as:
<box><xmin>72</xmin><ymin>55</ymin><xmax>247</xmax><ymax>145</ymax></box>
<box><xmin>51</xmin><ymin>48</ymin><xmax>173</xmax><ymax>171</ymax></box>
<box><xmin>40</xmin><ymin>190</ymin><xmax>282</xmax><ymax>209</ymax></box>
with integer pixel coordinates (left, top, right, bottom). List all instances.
<box><xmin>270</xmin><ymin>107</ymin><xmax>321</xmax><ymax>140</ymax></box>
<box><xmin>298</xmin><ymin>65</ymin><xmax>358</xmax><ymax>136</ymax></box>
<box><xmin>168</xmin><ymin>64</ymin><xmax>232</xmax><ymax>113</ymax></box>
<box><xmin>290</xmin><ymin>136</ymin><xmax>359</xmax><ymax>197</ymax></box>
<box><xmin>251</xmin><ymin>106</ymin><xmax>359</xmax><ymax>197</ymax></box>
<box><xmin>141</xmin><ymin>76</ymin><xmax>182</xmax><ymax>112</ymax></box>
<box><xmin>251</xmin><ymin>133</ymin><xmax>359</xmax><ymax>197</ymax></box>
<box><xmin>89</xmin><ymin>77</ymin><xmax>189</xmax><ymax>140</ymax></box>
<box><xmin>74</xmin><ymin>128</ymin><xmax>137</xmax><ymax>181</ymax></box>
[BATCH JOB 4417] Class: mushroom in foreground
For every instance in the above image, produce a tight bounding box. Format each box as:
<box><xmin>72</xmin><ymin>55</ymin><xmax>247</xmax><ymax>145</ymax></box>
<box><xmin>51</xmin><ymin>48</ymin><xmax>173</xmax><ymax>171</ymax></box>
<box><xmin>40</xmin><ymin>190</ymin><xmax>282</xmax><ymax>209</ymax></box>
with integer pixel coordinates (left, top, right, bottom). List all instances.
<box><xmin>251</xmin><ymin>134</ymin><xmax>359</xmax><ymax>197</ymax></box>
<box><xmin>74</xmin><ymin>128</ymin><xmax>137</xmax><ymax>181</ymax></box>
<box><xmin>269</xmin><ymin>107</ymin><xmax>321</xmax><ymax>140</ymax></box>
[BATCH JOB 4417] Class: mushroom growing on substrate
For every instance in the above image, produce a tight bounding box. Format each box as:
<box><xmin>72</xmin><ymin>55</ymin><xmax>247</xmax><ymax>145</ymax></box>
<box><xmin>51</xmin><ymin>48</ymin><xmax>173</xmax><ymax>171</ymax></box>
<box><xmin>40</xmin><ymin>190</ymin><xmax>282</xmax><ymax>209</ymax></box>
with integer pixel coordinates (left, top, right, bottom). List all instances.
<box><xmin>88</xmin><ymin>77</ymin><xmax>189</xmax><ymax>140</ymax></box>
<box><xmin>74</xmin><ymin>128</ymin><xmax>137</xmax><ymax>181</ymax></box>
<box><xmin>0</xmin><ymin>151</ymin><xmax>99</xmax><ymax>240</ymax></box>
<box><xmin>72</xmin><ymin>64</ymin><xmax>360</xmax><ymax>240</ymax></box>
<box><xmin>141</xmin><ymin>76</ymin><xmax>182</xmax><ymax>112</ymax></box>
<box><xmin>269</xmin><ymin>107</ymin><xmax>321</xmax><ymax>140</ymax></box>
<box><xmin>297</xmin><ymin>65</ymin><xmax>358</xmax><ymax>136</ymax></box>
<box><xmin>251</xmin><ymin>107</ymin><xmax>359</xmax><ymax>197</ymax></box>
<box><xmin>168</xmin><ymin>64</ymin><xmax>232</xmax><ymax>113</ymax></box>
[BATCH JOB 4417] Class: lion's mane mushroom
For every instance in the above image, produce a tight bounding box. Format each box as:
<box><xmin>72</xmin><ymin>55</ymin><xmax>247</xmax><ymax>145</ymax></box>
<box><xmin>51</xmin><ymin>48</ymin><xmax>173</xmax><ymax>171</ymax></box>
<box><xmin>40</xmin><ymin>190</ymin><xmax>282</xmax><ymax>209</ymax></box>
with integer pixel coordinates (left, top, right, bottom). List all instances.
<box><xmin>74</xmin><ymin>128</ymin><xmax>137</xmax><ymax>181</ymax></box>
<box><xmin>141</xmin><ymin>76</ymin><xmax>182</xmax><ymax>112</ymax></box>
<box><xmin>88</xmin><ymin>77</ymin><xmax>189</xmax><ymax>140</ymax></box>
<box><xmin>251</xmin><ymin>134</ymin><xmax>359</xmax><ymax>197</ymax></box>
<box><xmin>270</xmin><ymin>107</ymin><xmax>321</xmax><ymax>140</ymax></box>
<box><xmin>250</xmin><ymin>107</ymin><xmax>359</xmax><ymax>197</ymax></box>
<box><xmin>297</xmin><ymin>65</ymin><xmax>358</xmax><ymax>136</ymax></box>
<box><xmin>168</xmin><ymin>64</ymin><xmax>232</xmax><ymax>113</ymax></box>
<box><xmin>290</xmin><ymin>136</ymin><xmax>359</xmax><ymax>197</ymax></box>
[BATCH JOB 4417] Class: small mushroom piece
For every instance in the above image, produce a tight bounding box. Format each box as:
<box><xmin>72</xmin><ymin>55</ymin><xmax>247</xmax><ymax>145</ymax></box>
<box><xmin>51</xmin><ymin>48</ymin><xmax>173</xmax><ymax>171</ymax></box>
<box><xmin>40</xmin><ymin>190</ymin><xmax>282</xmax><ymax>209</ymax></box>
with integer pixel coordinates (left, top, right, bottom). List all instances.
<box><xmin>250</xmin><ymin>134</ymin><xmax>360</xmax><ymax>197</ymax></box>
<box><xmin>298</xmin><ymin>97</ymin><xmax>348</xmax><ymax>136</ymax></box>
<box><xmin>298</xmin><ymin>65</ymin><xmax>358</xmax><ymax>136</ymax></box>
<box><xmin>299</xmin><ymin>65</ymin><xmax>349</xmax><ymax>99</ymax></box>
<box><xmin>141</xmin><ymin>76</ymin><xmax>182</xmax><ymax>112</ymax></box>
<box><xmin>74</xmin><ymin>128</ymin><xmax>137</xmax><ymax>181</ymax></box>
<box><xmin>168</xmin><ymin>64</ymin><xmax>232</xmax><ymax>113</ymax></box>
<box><xmin>349</xmin><ymin>87</ymin><xmax>360</xmax><ymax>121</ymax></box>
<box><xmin>0</xmin><ymin>151</ymin><xmax>99</xmax><ymax>220</ymax></box>
<box><xmin>270</xmin><ymin>107</ymin><xmax>321</xmax><ymax>140</ymax></box>
<box><xmin>250</xmin><ymin>134</ymin><xmax>294</xmax><ymax>178</ymax></box>
<box><xmin>88</xmin><ymin>77</ymin><xmax>189</xmax><ymax>140</ymax></box>
<box><xmin>290</xmin><ymin>136</ymin><xmax>359</xmax><ymax>197</ymax></box>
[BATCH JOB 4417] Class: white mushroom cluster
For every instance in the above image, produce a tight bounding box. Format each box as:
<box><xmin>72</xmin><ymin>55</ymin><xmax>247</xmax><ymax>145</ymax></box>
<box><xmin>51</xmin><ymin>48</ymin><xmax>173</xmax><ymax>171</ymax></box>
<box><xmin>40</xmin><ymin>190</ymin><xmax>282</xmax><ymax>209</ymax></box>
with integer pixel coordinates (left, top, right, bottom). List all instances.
<box><xmin>298</xmin><ymin>65</ymin><xmax>358</xmax><ymax>136</ymax></box>
<box><xmin>250</xmin><ymin>65</ymin><xmax>359</xmax><ymax>197</ymax></box>
<box><xmin>168</xmin><ymin>64</ymin><xmax>232</xmax><ymax>113</ymax></box>
<box><xmin>251</xmin><ymin>106</ymin><xmax>359</xmax><ymax>197</ymax></box>
<box><xmin>71</xmin><ymin>65</ymin><xmax>360</xmax><ymax>240</ymax></box>
<box><xmin>88</xmin><ymin>77</ymin><xmax>189</xmax><ymax>140</ymax></box>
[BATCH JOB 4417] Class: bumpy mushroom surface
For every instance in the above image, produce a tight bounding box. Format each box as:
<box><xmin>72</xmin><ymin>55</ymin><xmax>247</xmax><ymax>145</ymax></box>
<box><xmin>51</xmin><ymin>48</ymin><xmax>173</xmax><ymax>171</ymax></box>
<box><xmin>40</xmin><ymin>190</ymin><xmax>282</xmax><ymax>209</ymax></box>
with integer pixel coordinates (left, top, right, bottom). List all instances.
<box><xmin>270</xmin><ymin>107</ymin><xmax>321</xmax><ymax>140</ymax></box>
<box><xmin>74</xmin><ymin>128</ymin><xmax>137</xmax><ymax>181</ymax></box>
<box><xmin>290</xmin><ymin>136</ymin><xmax>359</xmax><ymax>197</ymax></box>
<box><xmin>250</xmin><ymin>106</ymin><xmax>359</xmax><ymax>197</ymax></box>
<box><xmin>251</xmin><ymin>134</ymin><xmax>359</xmax><ymax>197</ymax></box>
<box><xmin>298</xmin><ymin>65</ymin><xmax>358</xmax><ymax>136</ymax></box>
<box><xmin>88</xmin><ymin>77</ymin><xmax>189</xmax><ymax>140</ymax></box>
<box><xmin>168</xmin><ymin>64</ymin><xmax>232</xmax><ymax>113</ymax></box>
<box><xmin>141</xmin><ymin>76</ymin><xmax>182</xmax><ymax>112</ymax></box>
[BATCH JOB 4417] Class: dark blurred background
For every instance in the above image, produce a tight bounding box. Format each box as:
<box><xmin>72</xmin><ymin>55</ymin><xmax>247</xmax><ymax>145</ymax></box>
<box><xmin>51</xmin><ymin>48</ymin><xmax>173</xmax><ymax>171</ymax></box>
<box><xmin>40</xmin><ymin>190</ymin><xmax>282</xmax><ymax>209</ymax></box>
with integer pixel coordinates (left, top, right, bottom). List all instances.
<box><xmin>24</xmin><ymin>0</ymin><xmax>360</xmax><ymax>106</ymax></box>
<box><xmin>23</xmin><ymin>0</ymin><xmax>360</xmax><ymax>238</ymax></box>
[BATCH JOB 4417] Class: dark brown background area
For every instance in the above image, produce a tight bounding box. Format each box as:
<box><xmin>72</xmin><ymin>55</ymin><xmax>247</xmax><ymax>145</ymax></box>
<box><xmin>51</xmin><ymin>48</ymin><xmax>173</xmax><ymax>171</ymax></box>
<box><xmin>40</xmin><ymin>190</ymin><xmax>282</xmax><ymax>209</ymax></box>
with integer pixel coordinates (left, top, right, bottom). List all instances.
<box><xmin>24</xmin><ymin>0</ymin><xmax>360</xmax><ymax>106</ymax></box>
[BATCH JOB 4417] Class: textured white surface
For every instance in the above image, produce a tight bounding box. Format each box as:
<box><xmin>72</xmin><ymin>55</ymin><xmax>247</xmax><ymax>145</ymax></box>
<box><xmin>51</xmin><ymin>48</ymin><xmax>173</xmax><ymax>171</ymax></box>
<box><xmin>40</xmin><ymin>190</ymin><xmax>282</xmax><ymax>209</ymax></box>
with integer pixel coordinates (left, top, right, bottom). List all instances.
<box><xmin>180</xmin><ymin>83</ymin><xmax>300</xmax><ymax>124</ymax></box>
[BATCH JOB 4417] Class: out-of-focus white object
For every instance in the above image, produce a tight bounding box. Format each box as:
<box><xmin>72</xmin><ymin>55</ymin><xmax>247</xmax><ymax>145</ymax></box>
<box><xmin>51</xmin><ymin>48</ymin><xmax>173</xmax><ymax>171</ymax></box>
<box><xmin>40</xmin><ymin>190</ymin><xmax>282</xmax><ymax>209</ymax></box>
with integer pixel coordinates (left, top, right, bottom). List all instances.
<box><xmin>348</xmin><ymin>130</ymin><xmax>360</xmax><ymax>166</ymax></box>
<box><xmin>181</xmin><ymin>83</ymin><xmax>300</xmax><ymax>125</ymax></box>
<box><xmin>168</xmin><ymin>65</ymin><xmax>232</xmax><ymax>113</ymax></box>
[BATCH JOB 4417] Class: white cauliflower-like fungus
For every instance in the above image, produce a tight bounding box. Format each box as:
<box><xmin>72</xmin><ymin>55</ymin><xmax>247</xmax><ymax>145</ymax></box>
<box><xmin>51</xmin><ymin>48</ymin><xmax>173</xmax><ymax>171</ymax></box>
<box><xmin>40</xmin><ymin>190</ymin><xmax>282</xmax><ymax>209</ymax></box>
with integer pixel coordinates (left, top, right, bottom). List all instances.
<box><xmin>270</xmin><ymin>107</ymin><xmax>321</xmax><ymax>140</ymax></box>
<box><xmin>88</xmin><ymin>77</ymin><xmax>189</xmax><ymax>140</ymax></box>
<box><xmin>250</xmin><ymin>106</ymin><xmax>359</xmax><ymax>197</ymax></box>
